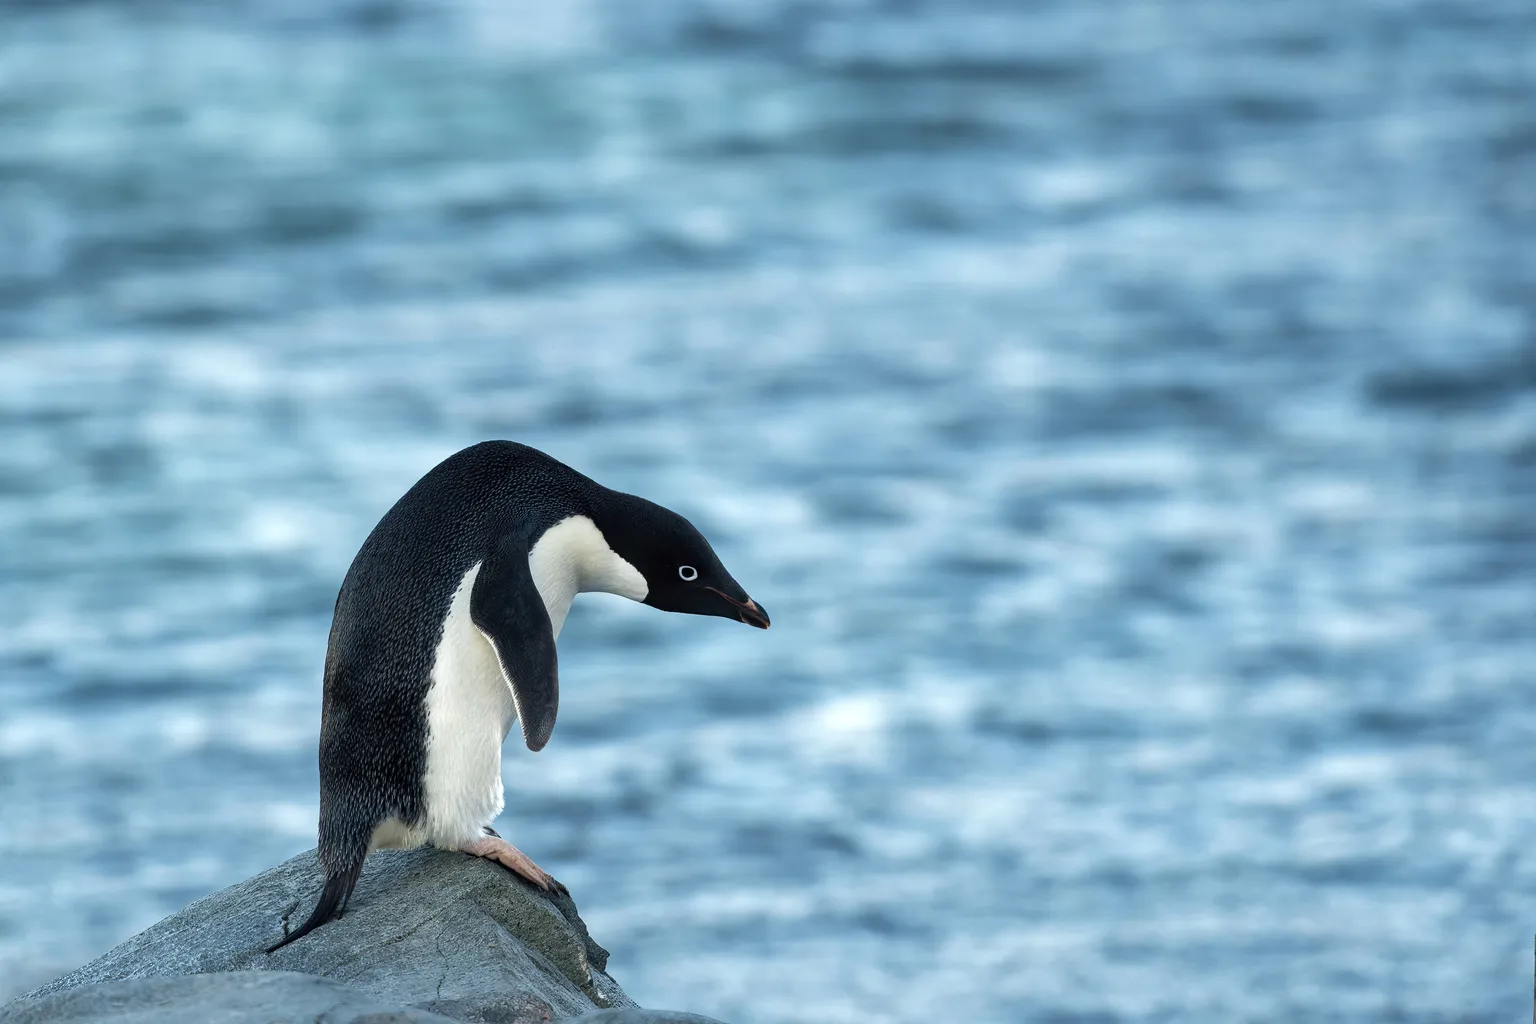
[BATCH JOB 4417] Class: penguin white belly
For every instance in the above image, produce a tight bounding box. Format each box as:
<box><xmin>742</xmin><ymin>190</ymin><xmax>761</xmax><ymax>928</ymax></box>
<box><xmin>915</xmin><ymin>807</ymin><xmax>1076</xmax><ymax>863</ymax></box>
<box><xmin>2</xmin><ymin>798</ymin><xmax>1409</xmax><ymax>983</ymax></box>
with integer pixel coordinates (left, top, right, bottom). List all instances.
<box><xmin>376</xmin><ymin>517</ymin><xmax>644</xmax><ymax>853</ymax></box>
<box><xmin>412</xmin><ymin>560</ymin><xmax>519</xmax><ymax>850</ymax></box>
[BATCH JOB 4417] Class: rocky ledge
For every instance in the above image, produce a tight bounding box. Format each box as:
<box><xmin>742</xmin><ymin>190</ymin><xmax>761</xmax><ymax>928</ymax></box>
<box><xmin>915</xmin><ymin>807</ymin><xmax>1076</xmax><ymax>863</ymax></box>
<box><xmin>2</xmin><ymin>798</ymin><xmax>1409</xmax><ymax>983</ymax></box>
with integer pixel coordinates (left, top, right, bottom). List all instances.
<box><xmin>1</xmin><ymin>848</ymin><xmax>724</xmax><ymax>1024</ymax></box>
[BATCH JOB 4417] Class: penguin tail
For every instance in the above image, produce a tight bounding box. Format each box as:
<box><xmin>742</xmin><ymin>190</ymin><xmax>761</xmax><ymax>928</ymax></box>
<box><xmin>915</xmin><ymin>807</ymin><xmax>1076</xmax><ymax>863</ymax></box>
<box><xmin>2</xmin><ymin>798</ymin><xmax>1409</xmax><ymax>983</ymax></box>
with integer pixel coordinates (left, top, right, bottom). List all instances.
<box><xmin>266</xmin><ymin>853</ymin><xmax>365</xmax><ymax>953</ymax></box>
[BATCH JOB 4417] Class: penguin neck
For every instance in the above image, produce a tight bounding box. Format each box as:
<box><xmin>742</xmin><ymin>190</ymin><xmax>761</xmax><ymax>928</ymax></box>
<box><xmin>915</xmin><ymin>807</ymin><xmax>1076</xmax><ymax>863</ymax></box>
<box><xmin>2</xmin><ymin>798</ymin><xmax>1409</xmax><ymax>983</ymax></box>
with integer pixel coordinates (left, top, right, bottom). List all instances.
<box><xmin>526</xmin><ymin>514</ymin><xmax>648</xmax><ymax>638</ymax></box>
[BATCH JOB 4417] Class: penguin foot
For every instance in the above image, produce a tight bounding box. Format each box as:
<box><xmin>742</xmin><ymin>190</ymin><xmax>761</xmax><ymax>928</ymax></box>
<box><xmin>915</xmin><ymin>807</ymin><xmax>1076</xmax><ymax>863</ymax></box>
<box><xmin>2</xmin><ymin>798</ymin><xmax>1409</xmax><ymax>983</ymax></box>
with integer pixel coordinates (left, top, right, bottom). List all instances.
<box><xmin>462</xmin><ymin>834</ymin><xmax>569</xmax><ymax>896</ymax></box>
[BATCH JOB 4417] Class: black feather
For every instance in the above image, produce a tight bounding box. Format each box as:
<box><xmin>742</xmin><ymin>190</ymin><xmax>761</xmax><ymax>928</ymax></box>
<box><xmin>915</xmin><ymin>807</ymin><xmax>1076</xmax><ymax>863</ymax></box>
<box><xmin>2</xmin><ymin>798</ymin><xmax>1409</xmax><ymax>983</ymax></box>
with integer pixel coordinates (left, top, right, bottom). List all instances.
<box><xmin>266</xmin><ymin>855</ymin><xmax>365</xmax><ymax>953</ymax></box>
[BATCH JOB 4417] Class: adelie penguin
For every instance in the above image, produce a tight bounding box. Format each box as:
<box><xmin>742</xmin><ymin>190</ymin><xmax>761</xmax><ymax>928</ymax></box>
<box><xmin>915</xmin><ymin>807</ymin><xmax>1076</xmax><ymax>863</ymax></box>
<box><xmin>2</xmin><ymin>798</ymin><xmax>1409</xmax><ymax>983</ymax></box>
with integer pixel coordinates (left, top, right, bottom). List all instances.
<box><xmin>267</xmin><ymin>441</ymin><xmax>768</xmax><ymax>952</ymax></box>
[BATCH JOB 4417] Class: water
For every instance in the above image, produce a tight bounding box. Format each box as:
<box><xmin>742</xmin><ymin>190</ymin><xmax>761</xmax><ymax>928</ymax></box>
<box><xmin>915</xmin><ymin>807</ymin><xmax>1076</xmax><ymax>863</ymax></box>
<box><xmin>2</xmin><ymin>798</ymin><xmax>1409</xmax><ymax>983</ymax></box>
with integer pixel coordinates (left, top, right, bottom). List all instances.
<box><xmin>2</xmin><ymin>1</ymin><xmax>1534</xmax><ymax>1020</ymax></box>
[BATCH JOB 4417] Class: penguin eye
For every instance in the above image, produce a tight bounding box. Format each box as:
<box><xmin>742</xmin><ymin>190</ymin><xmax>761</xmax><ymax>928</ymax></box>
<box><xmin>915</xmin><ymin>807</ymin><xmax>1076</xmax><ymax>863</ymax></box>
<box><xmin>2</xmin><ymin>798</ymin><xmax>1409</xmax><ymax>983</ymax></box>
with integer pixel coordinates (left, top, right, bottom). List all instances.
<box><xmin>678</xmin><ymin>565</ymin><xmax>698</xmax><ymax>581</ymax></box>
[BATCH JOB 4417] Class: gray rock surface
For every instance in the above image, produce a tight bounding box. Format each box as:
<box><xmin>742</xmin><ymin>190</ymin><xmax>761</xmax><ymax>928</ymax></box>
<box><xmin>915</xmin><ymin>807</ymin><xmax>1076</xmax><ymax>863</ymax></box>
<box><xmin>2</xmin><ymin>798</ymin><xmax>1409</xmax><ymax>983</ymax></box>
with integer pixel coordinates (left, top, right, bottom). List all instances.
<box><xmin>564</xmin><ymin>1012</ymin><xmax>727</xmax><ymax>1024</ymax></box>
<box><xmin>16</xmin><ymin>847</ymin><xmax>635</xmax><ymax>1020</ymax></box>
<box><xmin>0</xmin><ymin>971</ymin><xmax>462</xmax><ymax>1024</ymax></box>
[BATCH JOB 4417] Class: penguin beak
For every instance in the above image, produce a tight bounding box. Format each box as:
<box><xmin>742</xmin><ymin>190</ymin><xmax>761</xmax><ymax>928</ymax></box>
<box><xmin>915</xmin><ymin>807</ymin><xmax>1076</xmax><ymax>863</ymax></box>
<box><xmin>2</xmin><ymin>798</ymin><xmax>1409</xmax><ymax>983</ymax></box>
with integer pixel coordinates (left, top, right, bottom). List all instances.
<box><xmin>707</xmin><ymin>588</ymin><xmax>771</xmax><ymax>629</ymax></box>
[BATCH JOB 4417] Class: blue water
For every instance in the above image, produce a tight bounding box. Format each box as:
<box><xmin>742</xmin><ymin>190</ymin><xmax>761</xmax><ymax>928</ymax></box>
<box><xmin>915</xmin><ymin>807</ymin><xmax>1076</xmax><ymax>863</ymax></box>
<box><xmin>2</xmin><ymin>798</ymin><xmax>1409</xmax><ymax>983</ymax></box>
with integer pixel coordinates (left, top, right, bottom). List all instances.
<box><xmin>2</xmin><ymin>1</ymin><xmax>1534</xmax><ymax>1020</ymax></box>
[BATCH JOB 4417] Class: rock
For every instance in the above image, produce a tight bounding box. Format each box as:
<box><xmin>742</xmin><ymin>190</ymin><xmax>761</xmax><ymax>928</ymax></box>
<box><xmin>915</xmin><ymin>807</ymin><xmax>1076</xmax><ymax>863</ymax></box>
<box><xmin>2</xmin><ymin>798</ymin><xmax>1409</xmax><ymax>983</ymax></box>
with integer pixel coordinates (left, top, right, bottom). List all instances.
<box><xmin>564</xmin><ymin>1013</ymin><xmax>728</xmax><ymax>1024</ymax></box>
<box><xmin>15</xmin><ymin>847</ymin><xmax>636</xmax><ymax>1020</ymax></box>
<box><xmin>0</xmin><ymin>971</ymin><xmax>462</xmax><ymax>1024</ymax></box>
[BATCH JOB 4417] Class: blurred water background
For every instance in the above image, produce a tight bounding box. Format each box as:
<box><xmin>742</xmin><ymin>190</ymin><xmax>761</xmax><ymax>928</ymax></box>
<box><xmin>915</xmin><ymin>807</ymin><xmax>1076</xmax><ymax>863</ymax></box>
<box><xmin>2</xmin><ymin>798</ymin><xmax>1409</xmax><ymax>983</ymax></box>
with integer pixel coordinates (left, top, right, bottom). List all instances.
<box><xmin>2</xmin><ymin>1</ymin><xmax>1535</xmax><ymax>1020</ymax></box>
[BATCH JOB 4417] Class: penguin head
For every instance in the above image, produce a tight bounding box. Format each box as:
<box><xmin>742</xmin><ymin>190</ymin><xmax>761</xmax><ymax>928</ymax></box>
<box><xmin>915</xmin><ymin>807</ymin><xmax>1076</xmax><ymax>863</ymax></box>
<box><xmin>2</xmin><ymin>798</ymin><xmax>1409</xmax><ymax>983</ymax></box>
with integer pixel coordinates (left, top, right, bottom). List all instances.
<box><xmin>595</xmin><ymin>492</ymin><xmax>770</xmax><ymax>629</ymax></box>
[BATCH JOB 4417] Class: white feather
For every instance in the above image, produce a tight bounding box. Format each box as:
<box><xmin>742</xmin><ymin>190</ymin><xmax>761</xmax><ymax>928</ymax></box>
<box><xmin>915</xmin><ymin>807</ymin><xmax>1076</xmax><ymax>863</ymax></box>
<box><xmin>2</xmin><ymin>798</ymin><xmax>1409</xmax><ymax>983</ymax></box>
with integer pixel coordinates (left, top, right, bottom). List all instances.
<box><xmin>527</xmin><ymin>514</ymin><xmax>648</xmax><ymax>637</ymax></box>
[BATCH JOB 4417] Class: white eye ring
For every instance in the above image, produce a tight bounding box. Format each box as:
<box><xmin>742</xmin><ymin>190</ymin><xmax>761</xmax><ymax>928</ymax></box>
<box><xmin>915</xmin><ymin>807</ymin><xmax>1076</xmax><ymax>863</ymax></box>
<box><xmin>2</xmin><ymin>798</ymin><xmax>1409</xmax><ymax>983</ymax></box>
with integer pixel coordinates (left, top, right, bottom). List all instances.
<box><xmin>678</xmin><ymin>565</ymin><xmax>698</xmax><ymax>581</ymax></box>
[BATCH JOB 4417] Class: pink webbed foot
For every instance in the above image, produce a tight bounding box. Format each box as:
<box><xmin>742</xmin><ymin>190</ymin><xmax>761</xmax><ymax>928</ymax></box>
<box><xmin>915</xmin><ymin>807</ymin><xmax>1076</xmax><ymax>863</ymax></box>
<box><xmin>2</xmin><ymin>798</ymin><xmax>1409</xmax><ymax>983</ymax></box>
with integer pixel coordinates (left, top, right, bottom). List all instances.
<box><xmin>462</xmin><ymin>833</ymin><xmax>569</xmax><ymax>896</ymax></box>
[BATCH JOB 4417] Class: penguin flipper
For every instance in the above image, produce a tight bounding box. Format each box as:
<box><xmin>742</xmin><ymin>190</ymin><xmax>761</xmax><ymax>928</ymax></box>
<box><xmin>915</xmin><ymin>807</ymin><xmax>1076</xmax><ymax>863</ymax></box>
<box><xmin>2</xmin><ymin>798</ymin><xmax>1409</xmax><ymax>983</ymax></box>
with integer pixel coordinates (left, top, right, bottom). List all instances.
<box><xmin>265</xmin><ymin>855</ymin><xmax>365</xmax><ymax>954</ymax></box>
<box><xmin>470</xmin><ymin>538</ymin><xmax>560</xmax><ymax>752</ymax></box>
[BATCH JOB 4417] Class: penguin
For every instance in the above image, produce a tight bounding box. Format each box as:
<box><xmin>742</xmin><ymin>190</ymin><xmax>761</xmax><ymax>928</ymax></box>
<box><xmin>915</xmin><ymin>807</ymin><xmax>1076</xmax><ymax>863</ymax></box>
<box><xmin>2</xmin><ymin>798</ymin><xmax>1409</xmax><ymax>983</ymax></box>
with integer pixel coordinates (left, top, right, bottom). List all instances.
<box><xmin>266</xmin><ymin>440</ymin><xmax>768</xmax><ymax>952</ymax></box>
